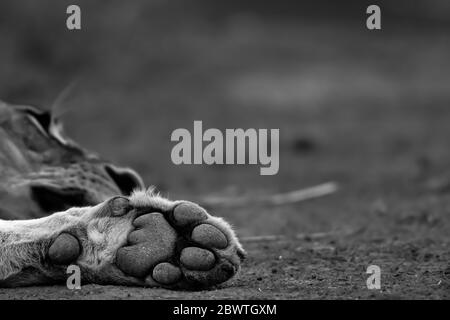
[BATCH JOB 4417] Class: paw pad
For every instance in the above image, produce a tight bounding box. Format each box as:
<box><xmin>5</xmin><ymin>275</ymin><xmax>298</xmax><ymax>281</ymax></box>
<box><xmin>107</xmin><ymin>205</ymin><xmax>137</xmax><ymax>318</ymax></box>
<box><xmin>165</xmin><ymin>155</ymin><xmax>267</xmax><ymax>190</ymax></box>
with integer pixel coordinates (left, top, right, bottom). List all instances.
<box><xmin>116</xmin><ymin>213</ymin><xmax>177</xmax><ymax>278</ymax></box>
<box><xmin>191</xmin><ymin>224</ymin><xmax>228</xmax><ymax>249</ymax></box>
<box><xmin>114</xmin><ymin>201</ymin><xmax>242</xmax><ymax>289</ymax></box>
<box><xmin>152</xmin><ymin>262</ymin><xmax>182</xmax><ymax>285</ymax></box>
<box><xmin>180</xmin><ymin>247</ymin><xmax>216</xmax><ymax>271</ymax></box>
<box><xmin>173</xmin><ymin>203</ymin><xmax>207</xmax><ymax>226</ymax></box>
<box><xmin>110</xmin><ymin>197</ymin><xmax>131</xmax><ymax>217</ymax></box>
<box><xmin>48</xmin><ymin>233</ymin><xmax>80</xmax><ymax>265</ymax></box>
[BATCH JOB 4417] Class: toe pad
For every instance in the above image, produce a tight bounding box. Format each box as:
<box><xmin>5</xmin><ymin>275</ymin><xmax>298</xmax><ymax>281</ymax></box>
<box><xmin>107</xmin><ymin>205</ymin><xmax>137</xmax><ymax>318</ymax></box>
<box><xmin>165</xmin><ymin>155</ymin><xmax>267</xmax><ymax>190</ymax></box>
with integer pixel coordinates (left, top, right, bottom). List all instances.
<box><xmin>180</xmin><ymin>247</ymin><xmax>216</xmax><ymax>271</ymax></box>
<box><xmin>152</xmin><ymin>262</ymin><xmax>182</xmax><ymax>285</ymax></box>
<box><xmin>173</xmin><ymin>203</ymin><xmax>207</xmax><ymax>226</ymax></box>
<box><xmin>191</xmin><ymin>224</ymin><xmax>228</xmax><ymax>249</ymax></box>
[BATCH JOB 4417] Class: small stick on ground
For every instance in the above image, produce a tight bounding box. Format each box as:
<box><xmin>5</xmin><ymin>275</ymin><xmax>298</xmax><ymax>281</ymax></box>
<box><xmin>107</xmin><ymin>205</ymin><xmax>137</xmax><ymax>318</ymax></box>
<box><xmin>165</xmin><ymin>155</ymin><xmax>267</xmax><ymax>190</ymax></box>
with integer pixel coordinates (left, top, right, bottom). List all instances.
<box><xmin>199</xmin><ymin>182</ymin><xmax>339</xmax><ymax>208</ymax></box>
<box><xmin>241</xmin><ymin>228</ymin><xmax>363</xmax><ymax>243</ymax></box>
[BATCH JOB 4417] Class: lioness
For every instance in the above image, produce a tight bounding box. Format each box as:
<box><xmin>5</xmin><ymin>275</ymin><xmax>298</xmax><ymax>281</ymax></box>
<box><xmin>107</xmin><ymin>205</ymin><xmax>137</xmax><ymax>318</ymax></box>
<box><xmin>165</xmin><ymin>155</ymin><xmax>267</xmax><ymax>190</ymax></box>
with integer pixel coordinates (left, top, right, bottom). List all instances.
<box><xmin>0</xmin><ymin>100</ymin><xmax>245</xmax><ymax>289</ymax></box>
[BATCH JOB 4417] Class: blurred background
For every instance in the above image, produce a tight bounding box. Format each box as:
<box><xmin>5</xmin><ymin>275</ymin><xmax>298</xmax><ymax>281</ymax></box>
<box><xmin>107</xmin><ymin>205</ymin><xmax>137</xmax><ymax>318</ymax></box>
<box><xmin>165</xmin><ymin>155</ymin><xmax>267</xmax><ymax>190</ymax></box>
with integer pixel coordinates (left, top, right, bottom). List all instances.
<box><xmin>1</xmin><ymin>0</ymin><xmax>450</xmax><ymax>239</ymax></box>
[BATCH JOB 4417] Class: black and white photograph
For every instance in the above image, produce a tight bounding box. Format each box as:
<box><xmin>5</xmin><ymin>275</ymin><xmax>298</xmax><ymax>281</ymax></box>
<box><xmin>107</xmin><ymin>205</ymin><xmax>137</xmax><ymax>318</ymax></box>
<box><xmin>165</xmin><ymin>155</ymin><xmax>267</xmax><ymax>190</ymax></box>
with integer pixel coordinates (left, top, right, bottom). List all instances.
<box><xmin>0</xmin><ymin>0</ymin><xmax>449</xmax><ymax>307</ymax></box>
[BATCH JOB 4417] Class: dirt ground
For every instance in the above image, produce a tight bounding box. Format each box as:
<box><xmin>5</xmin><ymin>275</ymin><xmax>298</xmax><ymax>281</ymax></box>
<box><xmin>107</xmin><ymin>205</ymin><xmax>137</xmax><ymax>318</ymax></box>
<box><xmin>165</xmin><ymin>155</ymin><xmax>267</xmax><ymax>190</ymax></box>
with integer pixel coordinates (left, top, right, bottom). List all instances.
<box><xmin>0</xmin><ymin>1</ymin><xmax>450</xmax><ymax>299</ymax></box>
<box><xmin>1</xmin><ymin>236</ymin><xmax>449</xmax><ymax>300</ymax></box>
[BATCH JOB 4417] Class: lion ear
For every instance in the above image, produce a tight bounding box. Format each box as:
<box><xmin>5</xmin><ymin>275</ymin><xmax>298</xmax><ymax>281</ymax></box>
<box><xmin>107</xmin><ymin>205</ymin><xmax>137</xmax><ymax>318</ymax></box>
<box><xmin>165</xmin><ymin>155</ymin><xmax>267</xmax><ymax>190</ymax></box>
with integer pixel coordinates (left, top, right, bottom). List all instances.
<box><xmin>104</xmin><ymin>164</ymin><xmax>146</xmax><ymax>195</ymax></box>
<box><xmin>48</xmin><ymin>116</ymin><xmax>67</xmax><ymax>144</ymax></box>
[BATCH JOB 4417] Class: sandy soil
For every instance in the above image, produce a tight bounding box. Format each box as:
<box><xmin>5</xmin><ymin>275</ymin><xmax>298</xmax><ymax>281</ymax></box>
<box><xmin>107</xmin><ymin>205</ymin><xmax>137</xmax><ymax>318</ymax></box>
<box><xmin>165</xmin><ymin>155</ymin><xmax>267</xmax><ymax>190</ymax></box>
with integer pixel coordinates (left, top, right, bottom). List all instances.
<box><xmin>1</xmin><ymin>233</ymin><xmax>449</xmax><ymax>299</ymax></box>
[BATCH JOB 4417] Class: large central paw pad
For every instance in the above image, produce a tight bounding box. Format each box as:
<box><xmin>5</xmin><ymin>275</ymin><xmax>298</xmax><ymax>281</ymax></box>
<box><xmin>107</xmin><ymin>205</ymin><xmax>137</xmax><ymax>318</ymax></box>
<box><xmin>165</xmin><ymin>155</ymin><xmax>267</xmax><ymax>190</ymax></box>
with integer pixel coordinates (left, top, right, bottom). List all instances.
<box><xmin>115</xmin><ymin>202</ymin><xmax>244</xmax><ymax>289</ymax></box>
<box><xmin>116</xmin><ymin>213</ymin><xmax>177</xmax><ymax>278</ymax></box>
